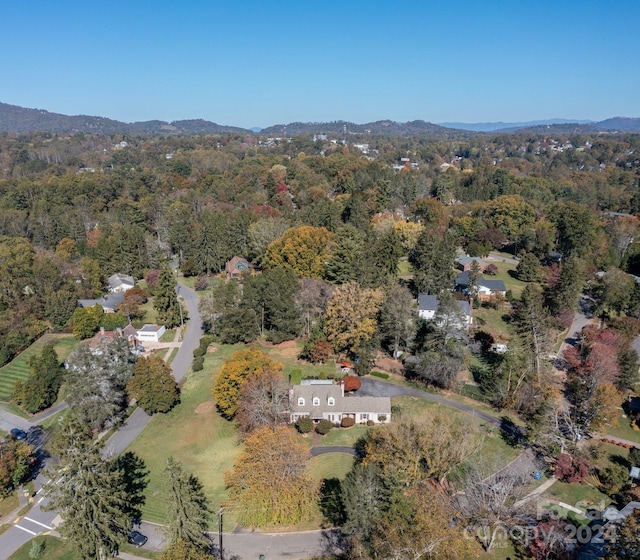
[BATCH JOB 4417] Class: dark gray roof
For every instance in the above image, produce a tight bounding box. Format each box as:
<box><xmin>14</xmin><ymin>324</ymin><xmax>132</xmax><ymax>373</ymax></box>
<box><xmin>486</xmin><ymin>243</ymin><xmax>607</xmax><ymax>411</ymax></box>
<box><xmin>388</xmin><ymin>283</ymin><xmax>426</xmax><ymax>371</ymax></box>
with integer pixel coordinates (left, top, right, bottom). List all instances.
<box><xmin>418</xmin><ymin>294</ymin><xmax>439</xmax><ymax>312</ymax></box>
<box><xmin>458</xmin><ymin>300</ymin><xmax>471</xmax><ymax>316</ymax></box>
<box><xmin>454</xmin><ymin>271</ymin><xmax>471</xmax><ymax>286</ymax></box>
<box><xmin>419</xmin><ymin>294</ymin><xmax>471</xmax><ymax>317</ymax></box>
<box><xmin>457</xmin><ymin>254</ymin><xmax>484</xmax><ymax>267</ymax></box>
<box><xmin>480</xmin><ymin>278</ymin><xmax>506</xmax><ymax>292</ymax></box>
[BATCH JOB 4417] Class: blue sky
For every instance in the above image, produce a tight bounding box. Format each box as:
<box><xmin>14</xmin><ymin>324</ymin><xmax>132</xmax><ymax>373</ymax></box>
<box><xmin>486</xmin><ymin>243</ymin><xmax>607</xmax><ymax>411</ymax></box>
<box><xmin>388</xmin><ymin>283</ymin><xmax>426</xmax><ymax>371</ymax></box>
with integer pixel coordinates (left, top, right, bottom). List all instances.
<box><xmin>1</xmin><ymin>1</ymin><xmax>638</xmax><ymax>128</ymax></box>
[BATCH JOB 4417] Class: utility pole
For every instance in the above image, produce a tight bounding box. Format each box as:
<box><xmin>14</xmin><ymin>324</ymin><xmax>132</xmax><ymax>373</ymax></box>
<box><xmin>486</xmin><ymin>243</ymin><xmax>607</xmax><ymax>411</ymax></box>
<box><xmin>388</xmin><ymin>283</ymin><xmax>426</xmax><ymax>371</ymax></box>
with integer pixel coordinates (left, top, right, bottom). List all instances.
<box><xmin>218</xmin><ymin>508</ymin><xmax>224</xmax><ymax>560</ymax></box>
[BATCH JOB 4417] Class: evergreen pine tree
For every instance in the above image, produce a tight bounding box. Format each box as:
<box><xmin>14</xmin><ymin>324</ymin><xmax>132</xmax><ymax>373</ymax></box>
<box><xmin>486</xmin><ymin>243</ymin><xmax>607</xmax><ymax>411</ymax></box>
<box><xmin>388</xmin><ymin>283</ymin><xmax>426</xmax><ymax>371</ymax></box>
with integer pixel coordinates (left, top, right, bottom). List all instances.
<box><xmin>165</xmin><ymin>457</ymin><xmax>211</xmax><ymax>552</ymax></box>
<box><xmin>44</xmin><ymin>437</ymin><xmax>132</xmax><ymax>560</ymax></box>
<box><xmin>154</xmin><ymin>266</ymin><xmax>184</xmax><ymax>328</ymax></box>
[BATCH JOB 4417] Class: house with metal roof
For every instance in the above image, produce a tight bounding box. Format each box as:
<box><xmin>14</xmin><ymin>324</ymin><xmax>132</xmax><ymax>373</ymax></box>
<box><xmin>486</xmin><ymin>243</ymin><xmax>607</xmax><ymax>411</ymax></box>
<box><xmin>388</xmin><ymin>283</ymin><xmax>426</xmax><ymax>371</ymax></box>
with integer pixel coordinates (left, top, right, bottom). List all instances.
<box><xmin>289</xmin><ymin>380</ymin><xmax>391</xmax><ymax>425</ymax></box>
<box><xmin>78</xmin><ymin>291</ymin><xmax>125</xmax><ymax>313</ymax></box>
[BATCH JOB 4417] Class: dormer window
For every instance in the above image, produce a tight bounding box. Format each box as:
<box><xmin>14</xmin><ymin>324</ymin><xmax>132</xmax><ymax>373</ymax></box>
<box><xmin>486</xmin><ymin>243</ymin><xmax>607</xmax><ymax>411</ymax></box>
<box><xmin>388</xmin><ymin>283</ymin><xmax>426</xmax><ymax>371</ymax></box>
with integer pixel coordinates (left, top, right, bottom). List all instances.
<box><xmin>312</xmin><ymin>397</ymin><xmax>320</xmax><ymax>406</ymax></box>
<box><xmin>298</xmin><ymin>397</ymin><xmax>305</xmax><ymax>406</ymax></box>
<box><xmin>328</xmin><ymin>397</ymin><xmax>335</xmax><ymax>406</ymax></box>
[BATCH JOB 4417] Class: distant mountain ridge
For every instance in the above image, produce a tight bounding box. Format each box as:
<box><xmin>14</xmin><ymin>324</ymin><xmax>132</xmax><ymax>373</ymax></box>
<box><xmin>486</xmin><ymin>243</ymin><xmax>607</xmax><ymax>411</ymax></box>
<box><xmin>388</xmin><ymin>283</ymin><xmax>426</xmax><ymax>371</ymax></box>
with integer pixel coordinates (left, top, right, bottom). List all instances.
<box><xmin>259</xmin><ymin>119</ymin><xmax>467</xmax><ymax>138</ymax></box>
<box><xmin>0</xmin><ymin>102</ymin><xmax>248</xmax><ymax>135</ymax></box>
<box><xmin>439</xmin><ymin>119</ymin><xmax>594</xmax><ymax>132</ymax></box>
<box><xmin>0</xmin><ymin>102</ymin><xmax>638</xmax><ymax>136</ymax></box>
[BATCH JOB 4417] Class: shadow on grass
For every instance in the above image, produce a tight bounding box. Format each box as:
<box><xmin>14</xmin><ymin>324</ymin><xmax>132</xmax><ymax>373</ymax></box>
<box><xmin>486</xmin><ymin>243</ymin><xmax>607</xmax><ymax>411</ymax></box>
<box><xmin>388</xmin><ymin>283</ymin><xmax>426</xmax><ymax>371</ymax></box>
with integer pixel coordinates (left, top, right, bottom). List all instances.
<box><xmin>500</xmin><ymin>416</ymin><xmax>526</xmax><ymax>447</ymax></box>
<box><xmin>319</xmin><ymin>478</ymin><xmax>345</xmax><ymax>527</ymax></box>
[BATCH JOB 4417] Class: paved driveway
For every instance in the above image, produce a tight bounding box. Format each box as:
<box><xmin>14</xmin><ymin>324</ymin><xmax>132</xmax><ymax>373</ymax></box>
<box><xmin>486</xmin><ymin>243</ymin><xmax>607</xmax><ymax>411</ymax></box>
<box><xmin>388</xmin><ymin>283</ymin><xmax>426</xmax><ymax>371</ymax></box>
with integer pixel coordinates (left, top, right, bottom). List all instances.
<box><xmin>359</xmin><ymin>377</ymin><xmax>502</xmax><ymax>427</ymax></box>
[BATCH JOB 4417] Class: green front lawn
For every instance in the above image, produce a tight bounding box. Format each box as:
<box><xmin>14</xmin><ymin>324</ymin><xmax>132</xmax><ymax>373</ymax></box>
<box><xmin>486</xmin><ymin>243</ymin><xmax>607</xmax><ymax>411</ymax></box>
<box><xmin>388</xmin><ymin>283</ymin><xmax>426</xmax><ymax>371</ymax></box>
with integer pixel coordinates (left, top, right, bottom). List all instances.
<box><xmin>126</xmin><ymin>344</ymin><xmax>243</xmax><ymax>529</ymax></box>
<box><xmin>316</xmin><ymin>424</ymin><xmax>369</xmax><ymax>447</ymax></box>
<box><xmin>0</xmin><ymin>334</ymin><xmax>77</xmax><ymax>402</ymax></box>
<box><xmin>310</xmin><ymin>453</ymin><xmax>355</xmax><ymax>481</ymax></box>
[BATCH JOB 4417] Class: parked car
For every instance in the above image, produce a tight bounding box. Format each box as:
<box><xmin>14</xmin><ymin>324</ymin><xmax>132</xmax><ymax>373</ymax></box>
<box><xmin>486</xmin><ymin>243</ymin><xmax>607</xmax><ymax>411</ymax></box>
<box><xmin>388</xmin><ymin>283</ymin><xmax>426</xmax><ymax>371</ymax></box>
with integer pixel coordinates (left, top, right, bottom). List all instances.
<box><xmin>10</xmin><ymin>428</ymin><xmax>27</xmax><ymax>440</ymax></box>
<box><xmin>128</xmin><ymin>530</ymin><xmax>148</xmax><ymax>547</ymax></box>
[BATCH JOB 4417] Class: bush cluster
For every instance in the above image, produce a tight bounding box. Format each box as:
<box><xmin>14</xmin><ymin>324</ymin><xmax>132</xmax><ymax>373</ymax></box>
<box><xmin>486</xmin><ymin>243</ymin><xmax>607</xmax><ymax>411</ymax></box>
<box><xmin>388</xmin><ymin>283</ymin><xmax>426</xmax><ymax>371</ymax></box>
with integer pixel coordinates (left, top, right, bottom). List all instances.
<box><xmin>295</xmin><ymin>417</ymin><xmax>313</xmax><ymax>434</ymax></box>
<box><xmin>192</xmin><ymin>357</ymin><xmax>204</xmax><ymax>371</ymax></box>
<box><xmin>341</xmin><ymin>417</ymin><xmax>355</xmax><ymax>428</ymax></box>
<box><xmin>315</xmin><ymin>419</ymin><xmax>333</xmax><ymax>435</ymax></box>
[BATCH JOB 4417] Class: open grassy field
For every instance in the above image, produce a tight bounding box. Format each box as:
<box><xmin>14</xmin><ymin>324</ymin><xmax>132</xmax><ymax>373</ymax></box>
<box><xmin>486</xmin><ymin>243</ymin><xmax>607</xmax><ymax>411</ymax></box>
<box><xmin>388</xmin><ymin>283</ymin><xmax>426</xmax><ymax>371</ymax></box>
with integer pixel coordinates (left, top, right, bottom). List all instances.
<box><xmin>0</xmin><ymin>334</ymin><xmax>77</xmax><ymax>402</ymax></box>
<box><xmin>543</xmin><ymin>480</ymin><xmax>610</xmax><ymax>511</ymax></box>
<box><xmin>126</xmin><ymin>344</ymin><xmax>243</xmax><ymax>529</ymax></box>
<box><xmin>256</xmin><ymin>340</ymin><xmax>339</xmax><ymax>382</ymax></box>
<box><xmin>485</xmin><ymin>261</ymin><xmax>529</xmax><ymax>297</ymax></box>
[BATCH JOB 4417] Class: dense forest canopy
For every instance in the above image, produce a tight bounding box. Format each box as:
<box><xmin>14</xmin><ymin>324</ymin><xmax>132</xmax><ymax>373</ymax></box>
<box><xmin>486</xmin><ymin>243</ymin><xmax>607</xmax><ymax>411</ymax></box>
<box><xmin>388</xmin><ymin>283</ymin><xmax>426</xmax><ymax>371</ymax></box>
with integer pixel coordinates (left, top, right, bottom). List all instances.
<box><xmin>0</xmin><ymin>128</ymin><xmax>638</xmax><ymax>364</ymax></box>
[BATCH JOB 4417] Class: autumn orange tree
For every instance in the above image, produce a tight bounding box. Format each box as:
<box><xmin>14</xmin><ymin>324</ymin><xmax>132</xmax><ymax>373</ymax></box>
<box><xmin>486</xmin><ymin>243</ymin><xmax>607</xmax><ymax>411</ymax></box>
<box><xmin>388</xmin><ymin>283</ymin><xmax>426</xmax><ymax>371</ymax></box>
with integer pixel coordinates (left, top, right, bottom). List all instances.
<box><xmin>213</xmin><ymin>348</ymin><xmax>283</xmax><ymax>418</ymax></box>
<box><xmin>224</xmin><ymin>425</ymin><xmax>319</xmax><ymax>527</ymax></box>
<box><xmin>263</xmin><ymin>225</ymin><xmax>335</xmax><ymax>278</ymax></box>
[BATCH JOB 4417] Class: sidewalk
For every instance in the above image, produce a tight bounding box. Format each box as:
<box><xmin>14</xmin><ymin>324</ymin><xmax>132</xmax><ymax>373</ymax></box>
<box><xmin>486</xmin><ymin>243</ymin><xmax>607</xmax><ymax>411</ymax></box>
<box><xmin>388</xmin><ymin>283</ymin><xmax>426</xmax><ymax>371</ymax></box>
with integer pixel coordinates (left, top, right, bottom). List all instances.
<box><xmin>514</xmin><ymin>477</ymin><xmax>558</xmax><ymax>508</ymax></box>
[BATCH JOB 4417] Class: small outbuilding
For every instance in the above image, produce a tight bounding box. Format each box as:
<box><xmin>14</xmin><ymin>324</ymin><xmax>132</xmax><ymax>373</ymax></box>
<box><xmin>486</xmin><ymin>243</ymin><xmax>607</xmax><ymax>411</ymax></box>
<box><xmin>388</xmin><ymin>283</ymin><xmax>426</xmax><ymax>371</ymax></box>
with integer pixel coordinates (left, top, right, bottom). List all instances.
<box><xmin>136</xmin><ymin>324</ymin><xmax>166</xmax><ymax>343</ymax></box>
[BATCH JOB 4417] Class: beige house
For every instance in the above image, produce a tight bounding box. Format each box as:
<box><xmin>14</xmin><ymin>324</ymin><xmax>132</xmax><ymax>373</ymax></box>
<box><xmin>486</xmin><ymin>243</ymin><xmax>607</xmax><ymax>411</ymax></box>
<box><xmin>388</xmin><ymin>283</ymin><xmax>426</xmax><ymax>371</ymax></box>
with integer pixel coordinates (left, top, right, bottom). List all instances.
<box><xmin>289</xmin><ymin>380</ymin><xmax>391</xmax><ymax>425</ymax></box>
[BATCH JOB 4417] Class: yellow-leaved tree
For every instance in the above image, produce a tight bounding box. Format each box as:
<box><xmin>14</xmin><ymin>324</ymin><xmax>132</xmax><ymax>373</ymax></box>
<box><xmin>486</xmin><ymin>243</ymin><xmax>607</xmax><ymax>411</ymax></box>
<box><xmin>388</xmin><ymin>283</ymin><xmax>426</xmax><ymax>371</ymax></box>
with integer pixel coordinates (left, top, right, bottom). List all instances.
<box><xmin>213</xmin><ymin>348</ymin><xmax>283</xmax><ymax>419</ymax></box>
<box><xmin>323</xmin><ymin>282</ymin><xmax>384</xmax><ymax>355</ymax></box>
<box><xmin>363</xmin><ymin>411</ymin><xmax>482</xmax><ymax>485</ymax></box>
<box><xmin>263</xmin><ymin>226</ymin><xmax>335</xmax><ymax>278</ymax></box>
<box><xmin>224</xmin><ymin>425</ymin><xmax>319</xmax><ymax>527</ymax></box>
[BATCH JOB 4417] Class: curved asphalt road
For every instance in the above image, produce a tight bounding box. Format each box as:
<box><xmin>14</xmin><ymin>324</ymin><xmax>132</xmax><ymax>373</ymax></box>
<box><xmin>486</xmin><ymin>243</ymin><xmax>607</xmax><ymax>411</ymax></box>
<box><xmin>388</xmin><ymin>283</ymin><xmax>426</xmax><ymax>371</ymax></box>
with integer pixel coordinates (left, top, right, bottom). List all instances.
<box><xmin>359</xmin><ymin>377</ymin><xmax>502</xmax><ymax>427</ymax></box>
<box><xmin>104</xmin><ymin>283</ymin><xmax>202</xmax><ymax>456</ymax></box>
<box><xmin>310</xmin><ymin>446</ymin><xmax>357</xmax><ymax>457</ymax></box>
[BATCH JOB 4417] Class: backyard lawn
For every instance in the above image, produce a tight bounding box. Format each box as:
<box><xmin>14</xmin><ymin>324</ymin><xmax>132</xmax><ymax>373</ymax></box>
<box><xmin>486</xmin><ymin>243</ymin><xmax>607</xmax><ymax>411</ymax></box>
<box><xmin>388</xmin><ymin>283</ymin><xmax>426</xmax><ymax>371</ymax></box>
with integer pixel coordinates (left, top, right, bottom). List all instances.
<box><xmin>542</xmin><ymin>480</ymin><xmax>611</xmax><ymax>512</ymax></box>
<box><xmin>485</xmin><ymin>261</ymin><xmax>528</xmax><ymax>298</ymax></box>
<box><xmin>0</xmin><ymin>333</ymin><xmax>77</xmax><ymax>402</ymax></box>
